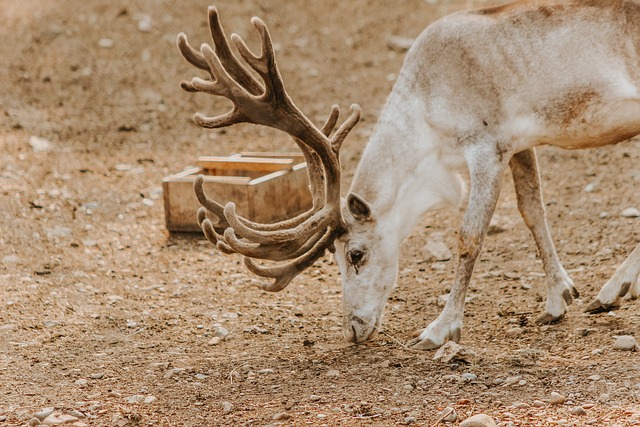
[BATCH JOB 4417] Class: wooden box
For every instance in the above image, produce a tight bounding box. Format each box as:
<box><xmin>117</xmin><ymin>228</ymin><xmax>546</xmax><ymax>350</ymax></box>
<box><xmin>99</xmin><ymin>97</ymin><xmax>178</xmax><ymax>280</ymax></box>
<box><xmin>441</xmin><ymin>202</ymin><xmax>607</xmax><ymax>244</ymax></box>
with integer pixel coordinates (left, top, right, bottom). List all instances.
<box><xmin>162</xmin><ymin>152</ymin><xmax>312</xmax><ymax>232</ymax></box>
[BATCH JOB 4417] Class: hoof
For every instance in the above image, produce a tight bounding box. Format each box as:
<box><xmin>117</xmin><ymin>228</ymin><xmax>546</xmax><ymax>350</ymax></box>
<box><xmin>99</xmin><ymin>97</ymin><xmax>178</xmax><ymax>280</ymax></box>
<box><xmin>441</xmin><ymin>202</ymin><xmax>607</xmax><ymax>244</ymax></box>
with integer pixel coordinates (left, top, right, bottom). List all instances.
<box><xmin>407</xmin><ymin>337</ymin><xmax>441</xmax><ymax>350</ymax></box>
<box><xmin>584</xmin><ymin>299</ymin><xmax>618</xmax><ymax>314</ymax></box>
<box><xmin>535</xmin><ymin>311</ymin><xmax>564</xmax><ymax>324</ymax></box>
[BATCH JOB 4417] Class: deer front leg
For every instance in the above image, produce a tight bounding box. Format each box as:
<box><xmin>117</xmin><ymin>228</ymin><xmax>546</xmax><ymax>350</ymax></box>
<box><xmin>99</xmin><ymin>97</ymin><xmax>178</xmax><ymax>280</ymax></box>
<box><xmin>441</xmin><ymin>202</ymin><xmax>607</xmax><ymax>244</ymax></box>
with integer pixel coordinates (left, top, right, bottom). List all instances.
<box><xmin>586</xmin><ymin>242</ymin><xmax>640</xmax><ymax>312</ymax></box>
<box><xmin>410</xmin><ymin>145</ymin><xmax>509</xmax><ymax>350</ymax></box>
<box><xmin>509</xmin><ymin>149</ymin><xmax>578</xmax><ymax>324</ymax></box>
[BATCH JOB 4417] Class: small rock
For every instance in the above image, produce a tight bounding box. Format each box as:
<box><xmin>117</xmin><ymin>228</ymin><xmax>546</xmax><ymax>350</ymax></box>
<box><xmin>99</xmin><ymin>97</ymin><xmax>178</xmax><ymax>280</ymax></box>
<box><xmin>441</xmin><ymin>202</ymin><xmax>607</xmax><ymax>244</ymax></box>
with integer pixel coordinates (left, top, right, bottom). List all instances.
<box><xmin>29</xmin><ymin>136</ymin><xmax>53</xmax><ymax>152</ymax></box>
<box><xmin>98</xmin><ymin>38</ymin><xmax>114</xmax><ymax>48</ymax></box>
<box><xmin>3</xmin><ymin>255</ymin><xmax>20</xmax><ymax>264</ymax></box>
<box><xmin>258</xmin><ymin>368</ymin><xmax>274</xmax><ymax>375</ymax></box>
<box><xmin>213</xmin><ymin>324</ymin><xmax>229</xmax><ymax>339</ymax></box>
<box><xmin>532</xmin><ymin>400</ymin><xmax>545</xmax><ymax>407</ymax></box>
<box><xmin>221</xmin><ymin>401</ymin><xmax>233</xmax><ymax>414</ymax></box>
<box><xmin>460</xmin><ymin>414</ymin><xmax>497</xmax><ymax>427</ymax></box>
<box><xmin>386</xmin><ymin>35</ymin><xmax>415</xmax><ymax>52</ymax></box>
<box><xmin>439</xmin><ymin>406</ymin><xmax>457</xmax><ymax>423</ymax></box>
<box><xmin>433</xmin><ymin>341</ymin><xmax>479</xmax><ymax>364</ymax></box>
<box><xmin>42</xmin><ymin>412</ymin><xmax>78</xmax><ymax>425</ymax></box>
<box><xmin>403</xmin><ymin>416</ymin><xmax>417</xmax><ymax>424</ymax></box>
<box><xmin>273</xmin><ymin>413</ymin><xmax>291</xmax><ymax>421</ymax></box>
<box><xmin>506</xmin><ymin>327</ymin><xmax>524</xmax><ymax>338</ymax></box>
<box><xmin>584</xmin><ymin>183</ymin><xmax>597</xmax><ymax>193</ymax></box>
<box><xmin>74</xmin><ymin>379</ymin><xmax>88</xmax><ymax>386</ymax></box>
<box><xmin>550</xmin><ymin>392</ymin><xmax>567</xmax><ymax>405</ymax></box>
<box><xmin>613</xmin><ymin>335</ymin><xmax>638</xmax><ymax>351</ymax></box>
<box><xmin>90</xmin><ymin>373</ymin><xmax>104</xmax><ymax>380</ymax></box>
<box><xmin>137</xmin><ymin>16</ymin><xmax>152</xmax><ymax>32</ymax></box>
<box><xmin>28</xmin><ymin>417</ymin><xmax>41</xmax><ymax>426</ymax></box>
<box><xmin>126</xmin><ymin>395</ymin><xmax>145</xmax><ymax>404</ymax></box>
<box><xmin>621</xmin><ymin>207</ymin><xmax>640</xmax><ymax>218</ymax></box>
<box><xmin>462</xmin><ymin>373</ymin><xmax>477</xmax><ymax>382</ymax></box>
<box><xmin>143</xmin><ymin>395</ymin><xmax>156</xmax><ymax>404</ymax></box>
<box><xmin>513</xmin><ymin>402</ymin><xmax>530</xmax><ymax>409</ymax></box>
<box><xmin>422</xmin><ymin>234</ymin><xmax>452</xmax><ymax>262</ymax></box>
<box><xmin>164</xmin><ymin>368</ymin><xmax>184</xmax><ymax>379</ymax></box>
<box><xmin>208</xmin><ymin>337</ymin><xmax>221</xmax><ymax>345</ymax></box>
<box><xmin>502</xmin><ymin>376</ymin><xmax>522</xmax><ymax>387</ymax></box>
<box><xmin>35</xmin><ymin>408</ymin><xmax>55</xmax><ymax>421</ymax></box>
<box><xmin>588</xmin><ymin>374</ymin><xmax>601</xmax><ymax>381</ymax></box>
<box><xmin>571</xmin><ymin>406</ymin><xmax>587</xmax><ymax>416</ymax></box>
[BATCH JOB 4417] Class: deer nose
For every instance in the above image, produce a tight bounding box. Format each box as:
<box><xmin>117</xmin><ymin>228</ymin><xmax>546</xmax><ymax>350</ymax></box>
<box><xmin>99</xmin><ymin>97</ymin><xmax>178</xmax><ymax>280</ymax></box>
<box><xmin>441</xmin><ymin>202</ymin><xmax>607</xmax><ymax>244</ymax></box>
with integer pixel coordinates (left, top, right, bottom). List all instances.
<box><xmin>343</xmin><ymin>314</ymin><xmax>377</xmax><ymax>343</ymax></box>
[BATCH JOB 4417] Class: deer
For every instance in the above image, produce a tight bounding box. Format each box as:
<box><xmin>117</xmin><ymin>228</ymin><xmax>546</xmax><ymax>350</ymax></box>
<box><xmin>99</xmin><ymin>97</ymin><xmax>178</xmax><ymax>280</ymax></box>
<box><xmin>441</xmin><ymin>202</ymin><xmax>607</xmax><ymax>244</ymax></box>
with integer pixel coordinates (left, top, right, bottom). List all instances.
<box><xmin>177</xmin><ymin>1</ymin><xmax>640</xmax><ymax>350</ymax></box>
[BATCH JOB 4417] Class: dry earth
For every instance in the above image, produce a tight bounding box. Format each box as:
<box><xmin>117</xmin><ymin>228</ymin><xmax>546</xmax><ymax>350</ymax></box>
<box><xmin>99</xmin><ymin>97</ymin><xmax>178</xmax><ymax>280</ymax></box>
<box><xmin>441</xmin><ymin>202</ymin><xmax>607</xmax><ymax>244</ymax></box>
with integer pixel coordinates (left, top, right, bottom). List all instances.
<box><xmin>1</xmin><ymin>1</ymin><xmax>639</xmax><ymax>426</ymax></box>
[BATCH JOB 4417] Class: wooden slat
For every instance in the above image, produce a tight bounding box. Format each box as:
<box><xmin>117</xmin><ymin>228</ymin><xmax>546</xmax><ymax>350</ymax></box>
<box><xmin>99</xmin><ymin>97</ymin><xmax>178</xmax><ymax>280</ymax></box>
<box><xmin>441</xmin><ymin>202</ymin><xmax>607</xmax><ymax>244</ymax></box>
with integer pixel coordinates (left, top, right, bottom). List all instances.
<box><xmin>197</xmin><ymin>156</ymin><xmax>294</xmax><ymax>172</ymax></box>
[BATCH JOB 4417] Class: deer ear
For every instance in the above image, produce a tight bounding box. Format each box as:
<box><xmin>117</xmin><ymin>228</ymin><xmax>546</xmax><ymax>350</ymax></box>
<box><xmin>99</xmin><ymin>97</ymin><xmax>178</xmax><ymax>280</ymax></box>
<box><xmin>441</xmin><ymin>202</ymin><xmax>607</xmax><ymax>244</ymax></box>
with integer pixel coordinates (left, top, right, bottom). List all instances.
<box><xmin>347</xmin><ymin>193</ymin><xmax>373</xmax><ymax>222</ymax></box>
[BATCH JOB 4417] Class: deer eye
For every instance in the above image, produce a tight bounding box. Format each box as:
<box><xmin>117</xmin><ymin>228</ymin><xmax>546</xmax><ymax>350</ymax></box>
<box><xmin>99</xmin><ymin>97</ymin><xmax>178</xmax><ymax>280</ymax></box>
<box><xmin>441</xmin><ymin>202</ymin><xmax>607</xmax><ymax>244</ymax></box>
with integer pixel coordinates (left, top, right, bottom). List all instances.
<box><xmin>347</xmin><ymin>248</ymin><xmax>366</xmax><ymax>271</ymax></box>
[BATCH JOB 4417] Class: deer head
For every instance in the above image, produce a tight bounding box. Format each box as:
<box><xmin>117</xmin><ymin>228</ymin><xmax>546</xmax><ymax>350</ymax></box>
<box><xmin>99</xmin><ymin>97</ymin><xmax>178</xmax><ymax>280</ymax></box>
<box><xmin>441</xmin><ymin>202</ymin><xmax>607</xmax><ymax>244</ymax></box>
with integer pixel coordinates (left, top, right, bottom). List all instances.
<box><xmin>177</xmin><ymin>7</ymin><xmax>388</xmax><ymax>342</ymax></box>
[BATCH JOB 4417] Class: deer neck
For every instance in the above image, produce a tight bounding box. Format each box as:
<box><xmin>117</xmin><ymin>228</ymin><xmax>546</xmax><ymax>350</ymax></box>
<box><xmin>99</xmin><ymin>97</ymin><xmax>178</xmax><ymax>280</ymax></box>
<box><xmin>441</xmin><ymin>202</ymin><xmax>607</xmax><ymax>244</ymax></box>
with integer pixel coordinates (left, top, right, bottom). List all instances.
<box><xmin>349</xmin><ymin>81</ymin><xmax>466</xmax><ymax>243</ymax></box>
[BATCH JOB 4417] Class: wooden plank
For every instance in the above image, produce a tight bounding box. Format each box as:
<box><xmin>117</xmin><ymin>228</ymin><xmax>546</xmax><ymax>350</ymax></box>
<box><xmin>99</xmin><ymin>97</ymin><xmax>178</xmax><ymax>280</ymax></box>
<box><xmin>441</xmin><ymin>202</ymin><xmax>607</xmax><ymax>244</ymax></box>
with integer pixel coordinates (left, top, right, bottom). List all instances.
<box><xmin>197</xmin><ymin>156</ymin><xmax>295</xmax><ymax>172</ymax></box>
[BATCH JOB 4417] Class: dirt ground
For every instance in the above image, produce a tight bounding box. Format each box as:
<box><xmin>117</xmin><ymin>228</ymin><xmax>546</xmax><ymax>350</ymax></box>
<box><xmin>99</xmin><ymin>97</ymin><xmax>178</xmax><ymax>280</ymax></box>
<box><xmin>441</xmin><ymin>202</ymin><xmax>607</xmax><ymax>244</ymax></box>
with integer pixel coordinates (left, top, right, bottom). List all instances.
<box><xmin>1</xmin><ymin>1</ymin><xmax>639</xmax><ymax>426</ymax></box>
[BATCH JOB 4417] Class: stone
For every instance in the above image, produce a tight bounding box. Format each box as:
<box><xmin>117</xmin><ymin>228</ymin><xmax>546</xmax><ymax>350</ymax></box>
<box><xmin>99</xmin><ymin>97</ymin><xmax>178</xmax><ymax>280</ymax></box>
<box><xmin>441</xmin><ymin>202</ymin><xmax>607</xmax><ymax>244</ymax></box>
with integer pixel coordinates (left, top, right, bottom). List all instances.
<box><xmin>571</xmin><ymin>406</ymin><xmax>587</xmax><ymax>416</ymax></box>
<box><xmin>506</xmin><ymin>327</ymin><xmax>524</xmax><ymax>338</ymax></box>
<box><xmin>42</xmin><ymin>412</ymin><xmax>79</xmax><ymax>425</ymax></box>
<box><xmin>221</xmin><ymin>401</ymin><xmax>233</xmax><ymax>414</ymax></box>
<box><xmin>98</xmin><ymin>38</ymin><xmax>113</xmax><ymax>48</ymax></box>
<box><xmin>440</xmin><ymin>407</ymin><xmax>457</xmax><ymax>423</ymax></box>
<box><xmin>35</xmin><ymin>408</ymin><xmax>55</xmax><ymax>421</ymax></box>
<box><xmin>126</xmin><ymin>395</ymin><xmax>145</xmax><ymax>404</ymax></box>
<box><xmin>460</xmin><ymin>414</ymin><xmax>497</xmax><ymax>427</ymax></box>
<box><xmin>326</xmin><ymin>369</ymin><xmax>340</xmax><ymax>378</ymax></box>
<box><xmin>422</xmin><ymin>235</ymin><xmax>452</xmax><ymax>262</ymax></box>
<box><xmin>273</xmin><ymin>413</ymin><xmax>291</xmax><ymax>421</ymax></box>
<box><xmin>29</xmin><ymin>136</ymin><xmax>53</xmax><ymax>152</ymax></box>
<box><xmin>433</xmin><ymin>341</ymin><xmax>479</xmax><ymax>364</ymax></box>
<box><xmin>550</xmin><ymin>392</ymin><xmax>567</xmax><ymax>405</ymax></box>
<box><xmin>621</xmin><ymin>207</ymin><xmax>640</xmax><ymax>218</ymax></box>
<box><xmin>532</xmin><ymin>400</ymin><xmax>545</xmax><ymax>407</ymax></box>
<box><xmin>613</xmin><ymin>335</ymin><xmax>638</xmax><ymax>351</ymax></box>
<box><xmin>403</xmin><ymin>416</ymin><xmax>417</xmax><ymax>424</ymax></box>
<box><xmin>28</xmin><ymin>418</ymin><xmax>41</xmax><ymax>426</ymax></box>
<box><xmin>143</xmin><ymin>396</ymin><xmax>156</xmax><ymax>404</ymax></box>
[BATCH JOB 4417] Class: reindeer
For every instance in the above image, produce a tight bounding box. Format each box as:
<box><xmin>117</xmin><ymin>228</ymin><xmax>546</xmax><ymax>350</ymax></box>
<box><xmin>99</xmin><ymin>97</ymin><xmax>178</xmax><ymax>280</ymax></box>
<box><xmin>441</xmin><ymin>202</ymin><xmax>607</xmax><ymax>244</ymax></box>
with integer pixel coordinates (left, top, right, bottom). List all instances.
<box><xmin>177</xmin><ymin>1</ymin><xmax>640</xmax><ymax>350</ymax></box>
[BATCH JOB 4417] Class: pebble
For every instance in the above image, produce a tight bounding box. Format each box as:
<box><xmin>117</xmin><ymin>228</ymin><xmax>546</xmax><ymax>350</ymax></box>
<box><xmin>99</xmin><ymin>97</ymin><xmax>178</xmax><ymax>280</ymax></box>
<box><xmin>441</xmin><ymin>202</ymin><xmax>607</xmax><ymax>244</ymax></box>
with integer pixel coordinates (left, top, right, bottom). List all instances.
<box><xmin>550</xmin><ymin>392</ymin><xmax>567</xmax><ymax>405</ymax></box>
<box><xmin>439</xmin><ymin>406</ymin><xmax>457</xmax><ymax>423</ymax></box>
<box><xmin>613</xmin><ymin>335</ymin><xmax>638</xmax><ymax>351</ymax></box>
<box><xmin>462</xmin><ymin>373</ymin><xmax>477</xmax><ymax>382</ymax></box>
<box><xmin>221</xmin><ymin>401</ymin><xmax>233</xmax><ymax>414</ymax></box>
<box><xmin>213</xmin><ymin>324</ymin><xmax>229</xmax><ymax>339</ymax></box>
<box><xmin>460</xmin><ymin>414</ymin><xmax>497</xmax><ymax>427</ymax></box>
<box><xmin>208</xmin><ymin>337</ymin><xmax>221</xmax><ymax>345</ymax></box>
<box><xmin>3</xmin><ymin>255</ymin><xmax>20</xmax><ymax>264</ymax></box>
<box><xmin>35</xmin><ymin>408</ymin><xmax>55</xmax><ymax>421</ymax></box>
<box><xmin>532</xmin><ymin>400</ymin><xmax>545</xmax><ymax>407</ymax></box>
<box><xmin>588</xmin><ymin>374</ymin><xmax>601</xmax><ymax>381</ymax></box>
<box><xmin>571</xmin><ymin>406</ymin><xmax>587</xmax><ymax>416</ymax></box>
<box><xmin>621</xmin><ymin>207</ymin><xmax>640</xmax><ymax>218</ymax></box>
<box><xmin>258</xmin><ymin>368</ymin><xmax>274</xmax><ymax>375</ymax></box>
<box><xmin>273</xmin><ymin>413</ymin><xmax>291</xmax><ymax>421</ymax></box>
<box><xmin>74</xmin><ymin>379</ymin><xmax>88</xmax><ymax>386</ymax></box>
<box><xmin>28</xmin><ymin>418</ymin><xmax>41</xmax><ymax>426</ymax></box>
<box><xmin>502</xmin><ymin>376</ymin><xmax>522</xmax><ymax>387</ymax></box>
<box><xmin>433</xmin><ymin>341</ymin><xmax>479</xmax><ymax>364</ymax></box>
<box><xmin>98</xmin><ymin>38</ymin><xmax>113</xmax><ymax>48</ymax></box>
<box><xmin>506</xmin><ymin>327</ymin><xmax>524</xmax><ymax>338</ymax></box>
<box><xmin>403</xmin><ymin>416</ymin><xmax>417</xmax><ymax>424</ymax></box>
<box><xmin>126</xmin><ymin>395</ymin><xmax>146</xmax><ymax>404</ymax></box>
<box><xmin>29</xmin><ymin>136</ymin><xmax>53</xmax><ymax>152</ymax></box>
<box><xmin>90</xmin><ymin>373</ymin><xmax>104</xmax><ymax>380</ymax></box>
<box><xmin>421</xmin><ymin>235</ymin><xmax>452</xmax><ymax>262</ymax></box>
<box><xmin>43</xmin><ymin>412</ymin><xmax>78</xmax><ymax>425</ymax></box>
<box><xmin>164</xmin><ymin>368</ymin><xmax>185</xmax><ymax>379</ymax></box>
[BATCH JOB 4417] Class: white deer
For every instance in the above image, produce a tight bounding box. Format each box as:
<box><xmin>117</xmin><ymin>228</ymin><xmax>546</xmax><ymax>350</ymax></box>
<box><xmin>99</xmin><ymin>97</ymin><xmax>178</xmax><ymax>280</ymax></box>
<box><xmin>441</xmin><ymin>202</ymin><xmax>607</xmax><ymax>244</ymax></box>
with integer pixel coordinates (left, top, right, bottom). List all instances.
<box><xmin>177</xmin><ymin>1</ymin><xmax>640</xmax><ymax>350</ymax></box>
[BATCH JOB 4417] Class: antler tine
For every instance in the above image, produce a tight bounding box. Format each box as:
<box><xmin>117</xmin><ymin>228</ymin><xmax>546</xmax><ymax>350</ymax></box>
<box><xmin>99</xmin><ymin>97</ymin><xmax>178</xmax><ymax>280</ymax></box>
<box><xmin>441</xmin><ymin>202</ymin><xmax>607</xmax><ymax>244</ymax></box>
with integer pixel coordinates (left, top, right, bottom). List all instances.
<box><xmin>201</xmin><ymin>217</ymin><xmax>235</xmax><ymax>254</ymax></box>
<box><xmin>331</xmin><ymin>104</ymin><xmax>362</xmax><ymax>154</ymax></box>
<box><xmin>244</xmin><ymin>227</ymin><xmax>339</xmax><ymax>292</ymax></box>
<box><xmin>224</xmin><ymin>227</ymin><xmax>329</xmax><ymax>261</ymax></box>
<box><xmin>223</xmin><ymin>202</ymin><xmax>335</xmax><ymax>244</ymax></box>
<box><xmin>195</xmin><ymin>175</ymin><xmax>317</xmax><ymax>232</ymax></box>
<box><xmin>206</xmin><ymin>6</ymin><xmax>263</xmax><ymax>96</ymax></box>
<box><xmin>177</xmin><ymin>33</ymin><xmax>211</xmax><ymax>73</ymax></box>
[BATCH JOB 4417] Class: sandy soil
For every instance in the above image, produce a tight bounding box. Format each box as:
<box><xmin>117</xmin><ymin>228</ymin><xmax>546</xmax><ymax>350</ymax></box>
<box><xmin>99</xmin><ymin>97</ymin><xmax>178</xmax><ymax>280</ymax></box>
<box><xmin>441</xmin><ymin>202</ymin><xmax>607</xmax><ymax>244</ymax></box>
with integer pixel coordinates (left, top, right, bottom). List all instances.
<box><xmin>1</xmin><ymin>1</ymin><xmax>639</xmax><ymax>426</ymax></box>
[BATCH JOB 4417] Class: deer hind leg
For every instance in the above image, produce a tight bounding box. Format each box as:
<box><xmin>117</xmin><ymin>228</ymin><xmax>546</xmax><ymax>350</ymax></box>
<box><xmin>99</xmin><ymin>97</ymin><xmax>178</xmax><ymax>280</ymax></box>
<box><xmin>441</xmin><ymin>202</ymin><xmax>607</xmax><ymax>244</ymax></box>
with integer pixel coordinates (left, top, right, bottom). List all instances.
<box><xmin>509</xmin><ymin>149</ymin><xmax>578</xmax><ymax>324</ymax></box>
<box><xmin>410</xmin><ymin>143</ymin><xmax>509</xmax><ymax>350</ymax></box>
<box><xmin>586</xmin><ymin>242</ymin><xmax>640</xmax><ymax>313</ymax></box>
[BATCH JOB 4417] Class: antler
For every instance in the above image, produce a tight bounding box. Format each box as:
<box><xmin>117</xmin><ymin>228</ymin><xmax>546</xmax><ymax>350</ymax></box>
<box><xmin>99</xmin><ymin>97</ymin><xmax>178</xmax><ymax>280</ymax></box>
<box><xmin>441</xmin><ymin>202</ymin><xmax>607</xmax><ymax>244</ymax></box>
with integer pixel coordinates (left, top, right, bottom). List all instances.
<box><xmin>178</xmin><ymin>7</ymin><xmax>361</xmax><ymax>291</ymax></box>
